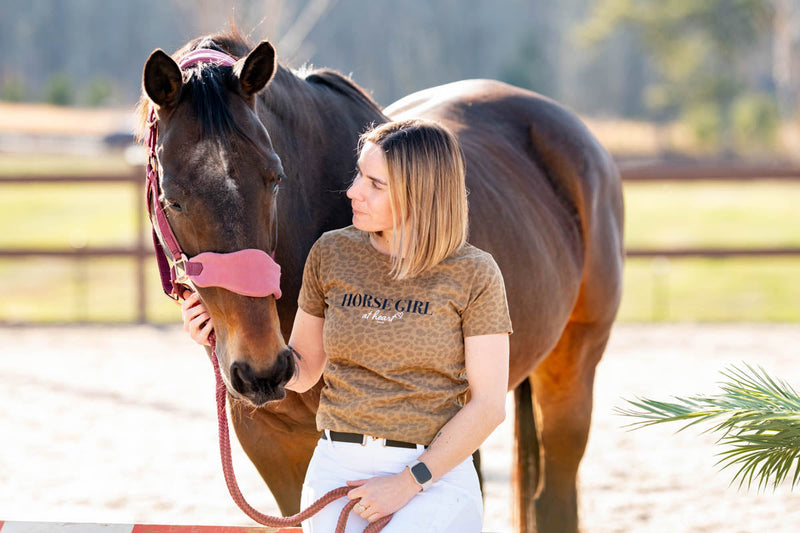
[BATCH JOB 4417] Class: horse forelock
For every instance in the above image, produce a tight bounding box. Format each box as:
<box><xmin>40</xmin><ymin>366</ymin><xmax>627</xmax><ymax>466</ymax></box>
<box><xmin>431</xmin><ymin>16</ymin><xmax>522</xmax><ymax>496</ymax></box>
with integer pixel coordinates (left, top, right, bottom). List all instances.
<box><xmin>181</xmin><ymin>65</ymin><xmax>239</xmax><ymax>143</ymax></box>
<box><xmin>135</xmin><ymin>28</ymin><xmax>253</xmax><ymax>143</ymax></box>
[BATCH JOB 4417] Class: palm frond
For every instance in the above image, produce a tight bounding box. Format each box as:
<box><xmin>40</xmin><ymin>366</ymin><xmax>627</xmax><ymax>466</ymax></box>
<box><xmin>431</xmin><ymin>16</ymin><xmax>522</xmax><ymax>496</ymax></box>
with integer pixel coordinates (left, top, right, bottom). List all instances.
<box><xmin>617</xmin><ymin>363</ymin><xmax>800</xmax><ymax>491</ymax></box>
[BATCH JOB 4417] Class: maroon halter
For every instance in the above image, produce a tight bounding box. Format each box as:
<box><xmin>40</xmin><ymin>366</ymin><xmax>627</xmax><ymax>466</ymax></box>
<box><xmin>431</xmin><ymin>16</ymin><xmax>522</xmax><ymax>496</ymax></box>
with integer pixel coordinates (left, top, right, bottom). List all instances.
<box><xmin>144</xmin><ymin>49</ymin><xmax>282</xmax><ymax>300</ymax></box>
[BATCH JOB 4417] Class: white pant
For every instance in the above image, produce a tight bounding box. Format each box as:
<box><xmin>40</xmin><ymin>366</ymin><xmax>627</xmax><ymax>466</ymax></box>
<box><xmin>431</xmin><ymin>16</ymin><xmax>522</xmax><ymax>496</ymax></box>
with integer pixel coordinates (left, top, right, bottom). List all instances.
<box><xmin>300</xmin><ymin>433</ymin><xmax>483</xmax><ymax>533</ymax></box>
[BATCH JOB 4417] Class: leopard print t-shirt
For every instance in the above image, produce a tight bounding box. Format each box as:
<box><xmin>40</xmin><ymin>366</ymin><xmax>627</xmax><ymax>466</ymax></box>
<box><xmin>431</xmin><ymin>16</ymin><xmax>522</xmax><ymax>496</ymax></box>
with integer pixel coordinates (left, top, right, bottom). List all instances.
<box><xmin>298</xmin><ymin>225</ymin><xmax>512</xmax><ymax>445</ymax></box>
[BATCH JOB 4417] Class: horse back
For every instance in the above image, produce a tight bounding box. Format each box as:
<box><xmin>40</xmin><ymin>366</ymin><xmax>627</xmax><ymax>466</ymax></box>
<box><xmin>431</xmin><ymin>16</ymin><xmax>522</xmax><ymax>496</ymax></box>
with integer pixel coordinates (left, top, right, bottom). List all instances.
<box><xmin>385</xmin><ymin>79</ymin><xmax>624</xmax><ymax>382</ymax></box>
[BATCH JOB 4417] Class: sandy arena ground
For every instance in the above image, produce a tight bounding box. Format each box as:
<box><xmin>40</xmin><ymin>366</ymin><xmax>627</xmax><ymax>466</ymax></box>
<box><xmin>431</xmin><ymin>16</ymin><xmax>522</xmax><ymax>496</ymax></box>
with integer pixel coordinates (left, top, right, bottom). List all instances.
<box><xmin>1</xmin><ymin>323</ymin><xmax>799</xmax><ymax>532</ymax></box>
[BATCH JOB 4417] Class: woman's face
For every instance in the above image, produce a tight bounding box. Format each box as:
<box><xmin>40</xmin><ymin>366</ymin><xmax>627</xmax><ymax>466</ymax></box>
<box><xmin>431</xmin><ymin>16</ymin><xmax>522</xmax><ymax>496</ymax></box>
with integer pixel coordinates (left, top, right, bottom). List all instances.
<box><xmin>347</xmin><ymin>141</ymin><xmax>394</xmax><ymax>233</ymax></box>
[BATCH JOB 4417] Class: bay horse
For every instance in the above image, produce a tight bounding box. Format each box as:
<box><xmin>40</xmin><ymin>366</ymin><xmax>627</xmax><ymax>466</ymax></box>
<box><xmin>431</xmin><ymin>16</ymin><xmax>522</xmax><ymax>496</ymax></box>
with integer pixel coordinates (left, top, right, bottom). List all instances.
<box><xmin>137</xmin><ymin>30</ymin><xmax>623</xmax><ymax>533</ymax></box>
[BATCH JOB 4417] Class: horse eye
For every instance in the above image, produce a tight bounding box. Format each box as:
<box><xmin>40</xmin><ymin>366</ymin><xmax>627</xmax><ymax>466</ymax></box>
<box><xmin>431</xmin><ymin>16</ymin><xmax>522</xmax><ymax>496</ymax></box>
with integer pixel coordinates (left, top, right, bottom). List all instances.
<box><xmin>271</xmin><ymin>173</ymin><xmax>284</xmax><ymax>195</ymax></box>
<box><xmin>166</xmin><ymin>199</ymin><xmax>182</xmax><ymax>212</ymax></box>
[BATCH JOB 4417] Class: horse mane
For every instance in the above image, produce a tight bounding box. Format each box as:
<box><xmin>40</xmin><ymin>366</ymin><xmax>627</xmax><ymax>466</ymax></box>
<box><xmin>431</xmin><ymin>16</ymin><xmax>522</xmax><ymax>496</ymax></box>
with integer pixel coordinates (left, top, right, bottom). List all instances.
<box><xmin>303</xmin><ymin>68</ymin><xmax>383</xmax><ymax>118</ymax></box>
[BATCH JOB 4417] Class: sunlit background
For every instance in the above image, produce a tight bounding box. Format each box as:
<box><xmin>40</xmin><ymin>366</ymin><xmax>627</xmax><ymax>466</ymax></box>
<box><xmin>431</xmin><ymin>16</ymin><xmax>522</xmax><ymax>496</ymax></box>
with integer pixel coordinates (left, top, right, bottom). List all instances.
<box><xmin>2</xmin><ymin>1</ymin><xmax>800</xmax><ymax>532</ymax></box>
<box><xmin>1</xmin><ymin>0</ymin><xmax>799</xmax><ymax>323</ymax></box>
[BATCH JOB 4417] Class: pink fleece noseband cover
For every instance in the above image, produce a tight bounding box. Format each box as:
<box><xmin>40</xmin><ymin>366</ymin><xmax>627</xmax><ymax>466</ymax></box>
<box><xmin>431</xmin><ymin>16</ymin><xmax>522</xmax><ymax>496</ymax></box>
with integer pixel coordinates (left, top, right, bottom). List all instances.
<box><xmin>180</xmin><ymin>249</ymin><xmax>282</xmax><ymax>298</ymax></box>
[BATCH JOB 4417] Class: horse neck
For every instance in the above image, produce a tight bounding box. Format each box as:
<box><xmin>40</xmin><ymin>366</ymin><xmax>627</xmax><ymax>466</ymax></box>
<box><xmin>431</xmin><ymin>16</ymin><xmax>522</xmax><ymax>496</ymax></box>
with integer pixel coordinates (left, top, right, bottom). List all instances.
<box><xmin>260</xmin><ymin>65</ymin><xmax>386</xmax><ymax>188</ymax></box>
<box><xmin>258</xmin><ymin>66</ymin><xmax>387</xmax><ymax>303</ymax></box>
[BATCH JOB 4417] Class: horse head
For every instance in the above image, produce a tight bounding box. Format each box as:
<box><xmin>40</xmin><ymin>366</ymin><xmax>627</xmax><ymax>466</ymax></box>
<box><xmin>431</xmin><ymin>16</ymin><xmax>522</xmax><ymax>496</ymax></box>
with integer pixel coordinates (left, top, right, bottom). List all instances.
<box><xmin>142</xmin><ymin>41</ymin><xmax>296</xmax><ymax>407</ymax></box>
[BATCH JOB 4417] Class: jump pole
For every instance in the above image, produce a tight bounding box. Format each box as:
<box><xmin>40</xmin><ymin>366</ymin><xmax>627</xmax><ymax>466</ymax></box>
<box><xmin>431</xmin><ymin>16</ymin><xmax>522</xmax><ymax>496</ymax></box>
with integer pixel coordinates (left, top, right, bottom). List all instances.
<box><xmin>0</xmin><ymin>523</ymin><xmax>301</xmax><ymax>533</ymax></box>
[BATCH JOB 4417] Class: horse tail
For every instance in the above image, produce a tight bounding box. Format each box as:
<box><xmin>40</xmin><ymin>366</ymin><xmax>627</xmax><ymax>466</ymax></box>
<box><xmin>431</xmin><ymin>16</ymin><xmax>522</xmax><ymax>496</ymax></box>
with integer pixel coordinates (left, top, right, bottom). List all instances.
<box><xmin>512</xmin><ymin>376</ymin><xmax>541</xmax><ymax>532</ymax></box>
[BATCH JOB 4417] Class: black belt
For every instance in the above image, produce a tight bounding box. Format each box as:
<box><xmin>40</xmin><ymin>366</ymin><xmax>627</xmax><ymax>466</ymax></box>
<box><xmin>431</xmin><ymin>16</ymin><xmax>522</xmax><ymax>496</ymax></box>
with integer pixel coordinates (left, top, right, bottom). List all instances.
<box><xmin>322</xmin><ymin>430</ymin><xmax>424</xmax><ymax>449</ymax></box>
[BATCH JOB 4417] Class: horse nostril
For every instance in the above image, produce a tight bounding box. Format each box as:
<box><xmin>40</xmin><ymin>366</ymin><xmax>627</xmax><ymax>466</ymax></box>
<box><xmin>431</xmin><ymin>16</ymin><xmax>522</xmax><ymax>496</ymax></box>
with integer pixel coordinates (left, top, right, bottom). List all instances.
<box><xmin>230</xmin><ymin>361</ymin><xmax>252</xmax><ymax>394</ymax></box>
<box><xmin>227</xmin><ymin>358</ymin><xmax>290</xmax><ymax>405</ymax></box>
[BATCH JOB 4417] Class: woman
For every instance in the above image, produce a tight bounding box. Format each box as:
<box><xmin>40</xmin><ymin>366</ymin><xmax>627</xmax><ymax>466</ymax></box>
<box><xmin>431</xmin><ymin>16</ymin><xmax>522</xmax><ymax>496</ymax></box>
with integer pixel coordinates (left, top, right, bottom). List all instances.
<box><xmin>183</xmin><ymin>119</ymin><xmax>511</xmax><ymax>532</ymax></box>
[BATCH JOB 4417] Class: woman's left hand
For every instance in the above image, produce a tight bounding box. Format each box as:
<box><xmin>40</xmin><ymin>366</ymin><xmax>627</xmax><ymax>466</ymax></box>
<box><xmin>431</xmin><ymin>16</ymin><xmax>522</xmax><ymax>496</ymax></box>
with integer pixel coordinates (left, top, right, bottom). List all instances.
<box><xmin>346</xmin><ymin>470</ymin><xmax>421</xmax><ymax>522</ymax></box>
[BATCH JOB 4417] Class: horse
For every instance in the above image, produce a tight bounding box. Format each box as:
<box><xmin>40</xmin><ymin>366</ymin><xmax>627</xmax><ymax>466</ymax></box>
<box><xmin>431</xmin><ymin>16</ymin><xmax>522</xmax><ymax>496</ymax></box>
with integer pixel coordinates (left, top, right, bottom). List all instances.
<box><xmin>137</xmin><ymin>29</ymin><xmax>624</xmax><ymax>533</ymax></box>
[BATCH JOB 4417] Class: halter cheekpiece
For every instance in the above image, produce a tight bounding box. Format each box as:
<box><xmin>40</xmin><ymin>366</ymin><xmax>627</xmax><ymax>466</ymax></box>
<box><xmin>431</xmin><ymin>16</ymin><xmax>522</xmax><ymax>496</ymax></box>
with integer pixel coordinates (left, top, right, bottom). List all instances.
<box><xmin>145</xmin><ymin>48</ymin><xmax>282</xmax><ymax>300</ymax></box>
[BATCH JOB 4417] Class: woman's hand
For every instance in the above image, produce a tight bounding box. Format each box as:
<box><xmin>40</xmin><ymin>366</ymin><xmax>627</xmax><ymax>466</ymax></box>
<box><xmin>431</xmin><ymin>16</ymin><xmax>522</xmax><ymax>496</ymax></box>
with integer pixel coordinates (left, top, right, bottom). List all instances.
<box><xmin>346</xmin><ymin>470</ymin><xmax>420</xmax><ymax>523</ymax></box>
<box><xmin>180</xmin><ymin>290</ymin><xmax>214</xmax><ymax>346</ymax></box>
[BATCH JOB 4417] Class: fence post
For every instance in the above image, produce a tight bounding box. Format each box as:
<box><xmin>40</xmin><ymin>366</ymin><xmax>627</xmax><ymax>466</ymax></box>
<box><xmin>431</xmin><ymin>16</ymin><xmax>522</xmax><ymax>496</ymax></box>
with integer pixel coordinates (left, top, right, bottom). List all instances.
<box><xmin>134</xmin><ymin>166</ymin><xmax>147</xmax><ymax>323</ymax></box>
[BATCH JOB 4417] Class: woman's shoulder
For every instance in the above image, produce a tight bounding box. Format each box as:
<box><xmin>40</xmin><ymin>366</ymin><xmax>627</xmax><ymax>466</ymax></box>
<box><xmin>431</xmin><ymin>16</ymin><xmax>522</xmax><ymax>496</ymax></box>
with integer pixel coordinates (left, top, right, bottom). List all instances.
<box><xmin>446</xmin><ymin>242</ymin><xmax>500</xmax><ymax>269</ymax></box>
<box><xmin>434</xmin><ymin>242</ymin><xmax>503</xmax><ymax>285</ymax></box>
<box><xmin>313</xmin><ymin>225</ymin><xmax>365</xmax><ymax>250</ymax></box>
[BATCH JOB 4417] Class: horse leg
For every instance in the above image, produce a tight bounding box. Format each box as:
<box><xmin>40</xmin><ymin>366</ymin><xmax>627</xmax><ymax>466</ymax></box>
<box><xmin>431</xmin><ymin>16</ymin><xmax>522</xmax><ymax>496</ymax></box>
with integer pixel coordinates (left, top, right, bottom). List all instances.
<box><xmin>529</xmin><ymin>319</ymin><xmax>613</xmax><ymax>533</ymax></box>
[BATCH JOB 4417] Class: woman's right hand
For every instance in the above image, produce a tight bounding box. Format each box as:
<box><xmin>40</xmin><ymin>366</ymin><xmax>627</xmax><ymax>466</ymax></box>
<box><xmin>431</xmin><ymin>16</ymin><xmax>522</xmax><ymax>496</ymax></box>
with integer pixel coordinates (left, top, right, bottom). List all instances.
<box><xmin>181</xmin><ymin>290</ymin><xmax>214</xmax><ymax>346</ymax></box>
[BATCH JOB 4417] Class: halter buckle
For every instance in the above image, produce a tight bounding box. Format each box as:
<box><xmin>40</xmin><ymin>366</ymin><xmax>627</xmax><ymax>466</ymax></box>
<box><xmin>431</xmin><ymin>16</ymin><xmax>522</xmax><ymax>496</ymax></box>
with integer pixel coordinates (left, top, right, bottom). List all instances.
<box><xmin>173</xmin><ymin>253</ymin><xmax>192</xmax><ymax>285</ymax></box>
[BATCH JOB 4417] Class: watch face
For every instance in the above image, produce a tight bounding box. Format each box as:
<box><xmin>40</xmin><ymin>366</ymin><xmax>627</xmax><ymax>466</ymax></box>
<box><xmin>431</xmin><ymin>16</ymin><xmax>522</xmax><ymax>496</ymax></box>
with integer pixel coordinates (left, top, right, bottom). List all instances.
<box><xmin>411</xmin><ymin>462</ymin><xmax>433</xmax><ymax>484</ymax></box>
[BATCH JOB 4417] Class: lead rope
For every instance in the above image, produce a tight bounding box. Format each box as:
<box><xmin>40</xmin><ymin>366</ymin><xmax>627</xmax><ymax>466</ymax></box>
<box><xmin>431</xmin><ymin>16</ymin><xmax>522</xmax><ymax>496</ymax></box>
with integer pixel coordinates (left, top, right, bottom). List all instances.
<box><xmin>208</xmin><ymin>334</ymin><xmax>392</xmax><ymax>532</ymax></box>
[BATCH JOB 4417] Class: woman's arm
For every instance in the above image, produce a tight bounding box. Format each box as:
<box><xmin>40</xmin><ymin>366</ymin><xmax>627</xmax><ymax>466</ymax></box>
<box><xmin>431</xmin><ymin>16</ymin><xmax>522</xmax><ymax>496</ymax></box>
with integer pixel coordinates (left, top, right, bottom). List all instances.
<box><xmin>347</xmin><ymin>332</ymin><xmax>510</xmax><ymax>522</ymax></box>
<box><xmin>414</xmin><ymin>333</ymin><xmax>509</xmax><ymax>479</ymax></box>
<box><xmin>285</xmin><ymin>308</ymin><xmax>328</xmax><ymax>393</ymax></box>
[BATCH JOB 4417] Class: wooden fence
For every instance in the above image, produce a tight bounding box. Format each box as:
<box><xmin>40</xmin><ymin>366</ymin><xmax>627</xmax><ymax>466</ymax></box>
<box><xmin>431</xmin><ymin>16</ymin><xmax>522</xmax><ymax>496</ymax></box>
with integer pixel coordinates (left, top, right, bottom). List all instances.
<box><xmin>1</xmin><ymin>160</ymin><xmax>799</xmax><ymax>323</ymax></box>
<box><xmin>0</xmin><ymin>172</ymin><xmax>150</xmax><ymax>323</ymax></box>
<box><xmin>618</xmin><ymin>159</ymin><xmax>800</xmax><ymax>257</ymax></box>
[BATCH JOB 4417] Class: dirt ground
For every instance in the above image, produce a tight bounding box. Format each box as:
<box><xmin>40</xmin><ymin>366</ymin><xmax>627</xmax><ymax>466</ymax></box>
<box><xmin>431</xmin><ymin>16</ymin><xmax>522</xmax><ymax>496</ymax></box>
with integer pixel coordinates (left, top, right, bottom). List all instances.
<box><xmin>1</xmin><ymin>323</ymin><xmax>799</xmax><ymax>532</ymax></box>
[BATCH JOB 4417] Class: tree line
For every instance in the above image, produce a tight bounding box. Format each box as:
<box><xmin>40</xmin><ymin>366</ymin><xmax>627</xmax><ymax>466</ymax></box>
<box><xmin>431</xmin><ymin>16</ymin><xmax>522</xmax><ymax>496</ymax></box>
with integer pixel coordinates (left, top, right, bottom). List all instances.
<box><xmin>1</xmin><ymin>0</ymin><xmax>797</xmax><ymax>153</ymax></box>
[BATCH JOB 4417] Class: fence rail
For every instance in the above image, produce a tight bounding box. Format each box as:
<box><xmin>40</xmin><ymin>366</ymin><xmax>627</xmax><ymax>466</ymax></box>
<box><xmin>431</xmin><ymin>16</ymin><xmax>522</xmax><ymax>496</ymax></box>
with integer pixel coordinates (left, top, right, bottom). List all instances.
<box><xmin>616</xmin><ymin>159</ymin><xmax>800</xmax><ymax>182</ymax></box>
<box><xmin>617</xmin><ymin>159</ymin><xmax>800</xmax><ymax>259</ymax></box>
<box><xmin>2</xmin><ymin>159</ymin><xmax>799</xmax><ymax>323</ymax></box>
<box><xmin>0</xmin><ymin>171</ymin><xmax>149</xmax><ymax>323</ymax></box>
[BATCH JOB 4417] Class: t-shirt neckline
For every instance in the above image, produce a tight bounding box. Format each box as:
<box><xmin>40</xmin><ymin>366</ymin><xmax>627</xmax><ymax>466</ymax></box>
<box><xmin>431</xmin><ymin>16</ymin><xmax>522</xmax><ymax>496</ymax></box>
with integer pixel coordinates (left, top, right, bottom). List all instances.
<box><xmin>358</xmin><ymin>228</ymin><xmax>393</xmax><ymax>262</ymax></box>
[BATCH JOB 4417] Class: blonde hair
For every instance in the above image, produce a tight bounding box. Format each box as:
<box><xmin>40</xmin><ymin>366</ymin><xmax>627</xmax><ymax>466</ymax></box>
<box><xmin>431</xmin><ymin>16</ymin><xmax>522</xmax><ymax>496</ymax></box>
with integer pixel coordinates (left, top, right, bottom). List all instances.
<box><xmin>359</xmin><ymin>119</ymin><xmax>468</xmax><ymax>280</ymax></box>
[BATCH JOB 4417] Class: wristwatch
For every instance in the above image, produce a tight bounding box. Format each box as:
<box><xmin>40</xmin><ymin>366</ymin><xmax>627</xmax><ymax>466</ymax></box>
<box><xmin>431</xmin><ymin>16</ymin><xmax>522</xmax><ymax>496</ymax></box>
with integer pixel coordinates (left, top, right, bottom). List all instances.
<box><xmin>407</xmin><ymin>460</ymin><xmax>433</xmax><ymax>491</ymax></box>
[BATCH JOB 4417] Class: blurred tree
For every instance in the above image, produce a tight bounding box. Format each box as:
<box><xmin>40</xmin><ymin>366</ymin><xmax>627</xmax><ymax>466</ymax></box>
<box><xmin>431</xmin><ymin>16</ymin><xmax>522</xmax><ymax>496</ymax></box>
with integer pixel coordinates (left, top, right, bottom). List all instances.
<box><xmin>86</xmin><ymin>77</ymin><xmax>114</xmax><ymax>107</ymax></box>
<box><xmin>732</xmin><ymin>91</ymin><xmax>781</xmax><ymax>152</ymax></box>
<box><xmin>579</xmin><ymin>0</ymin><xmax>774</xmax><ymax>154</ymax></box>
<box><xmin>44</xmin><ymin>73</ymin><xmax>74</xmax><ymax>106</ymax></box>
<box><xmin>1</xmin><ymin>76</ymin><xmax>27</xmax><ymax>102</ymax></box>
<box><xmin>500</xmin><ymin>30</ymin><xmax>557</xmax><ymax>98</ymax></box>
<box><xmin>0</xmin><ymin>0</ymin><xmax>780</xmax><ymax>129</ymax></box>
<box><xmin>771</xmin><ymin>0</ymin><xmax>800</xmax><ymax>118</ymax></box>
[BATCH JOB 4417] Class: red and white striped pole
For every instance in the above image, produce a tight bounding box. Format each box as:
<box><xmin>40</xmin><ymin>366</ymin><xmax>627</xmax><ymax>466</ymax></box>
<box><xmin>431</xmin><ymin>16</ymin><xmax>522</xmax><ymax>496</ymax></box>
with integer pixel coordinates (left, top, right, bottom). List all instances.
<box><xmin>0</xmin><ymin>522</ymin><xmax>301</xmax><ymax>533</ymax></box>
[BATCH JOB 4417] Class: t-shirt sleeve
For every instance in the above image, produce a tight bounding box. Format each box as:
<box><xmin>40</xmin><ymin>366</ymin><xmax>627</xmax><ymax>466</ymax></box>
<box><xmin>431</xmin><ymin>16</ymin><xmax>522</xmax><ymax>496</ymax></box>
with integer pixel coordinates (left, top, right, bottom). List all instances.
<box><xmin>297</xmin><ymin>238</ymin><xmax>327</xmax><ymax>318</ymax></box>
<box><xmin>462</xmin><ymin>254</ymin><xmax>513</xmax><ymax>337</ymax></box>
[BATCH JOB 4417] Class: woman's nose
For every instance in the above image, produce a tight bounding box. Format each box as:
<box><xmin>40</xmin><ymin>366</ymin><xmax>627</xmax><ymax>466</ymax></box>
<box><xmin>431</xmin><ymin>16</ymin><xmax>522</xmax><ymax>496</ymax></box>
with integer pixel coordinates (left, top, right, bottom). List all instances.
<box><xmin>346</xmin><ymin>176</ymin><xmax>362</xmax><ymax>200</ymax></box>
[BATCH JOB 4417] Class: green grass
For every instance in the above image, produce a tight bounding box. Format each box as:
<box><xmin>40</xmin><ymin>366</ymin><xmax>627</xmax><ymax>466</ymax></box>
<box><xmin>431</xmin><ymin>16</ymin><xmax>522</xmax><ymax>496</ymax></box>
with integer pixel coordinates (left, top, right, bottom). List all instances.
<box><xmin>0</xmin><ymin>182</ymin><xmax>141</xmax><ymax>249</ymax></box>
<box><xmin>1</xmin><ymin>163</ymin><xmax>799</xmax><ymax>323</ymax></box>
<box><xmin>0</xmin><ymin>257</ymin><xmax>178</xmax><ymax>323</ymax></box>
<box><xmin>624</xmin><ymin>181</ymin><xmax>800</xmax><ymax>248</ymax></box>
<box><xmin>619</xmin><ymin>257</ymin><xmax>800</xmax><ymax>322</ymax></box>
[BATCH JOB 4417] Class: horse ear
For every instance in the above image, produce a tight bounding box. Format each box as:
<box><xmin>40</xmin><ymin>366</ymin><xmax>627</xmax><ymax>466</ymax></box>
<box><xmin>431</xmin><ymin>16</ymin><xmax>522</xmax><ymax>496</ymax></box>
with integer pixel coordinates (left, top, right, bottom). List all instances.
<box><xmin>234</xmin><ymin>41</ymin><xmax>276</xmax><ymax>97</ymax></box>
<box><xmin>143</xmin><ymin>49</ymin><xmax>182</xmax><ymax>110</ymax></box>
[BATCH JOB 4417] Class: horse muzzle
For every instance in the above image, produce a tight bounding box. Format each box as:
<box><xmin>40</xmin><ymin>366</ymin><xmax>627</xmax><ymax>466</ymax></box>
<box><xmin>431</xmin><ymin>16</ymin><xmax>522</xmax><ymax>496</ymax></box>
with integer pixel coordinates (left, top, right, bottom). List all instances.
<box><xmin>227</xmin><ymin>348</ymin><xmax>296</xmax><ymax>406</ymax></box>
